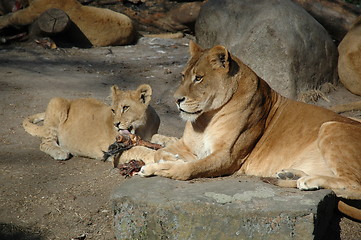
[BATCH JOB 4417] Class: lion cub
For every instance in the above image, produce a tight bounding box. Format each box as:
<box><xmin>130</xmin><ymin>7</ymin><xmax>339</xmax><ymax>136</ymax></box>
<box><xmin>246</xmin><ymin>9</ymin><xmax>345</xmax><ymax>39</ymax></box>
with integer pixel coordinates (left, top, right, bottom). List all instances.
<box><xmin>23</xmin><ymin>84</ymin><xmax>160</xmax><ymax>160</ymax></box>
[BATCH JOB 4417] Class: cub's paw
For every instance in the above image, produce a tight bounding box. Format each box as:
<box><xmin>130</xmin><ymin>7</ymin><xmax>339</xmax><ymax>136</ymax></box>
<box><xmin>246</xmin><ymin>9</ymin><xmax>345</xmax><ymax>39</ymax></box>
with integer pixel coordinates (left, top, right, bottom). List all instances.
<box><xmin>50</xmin><ymin>150</ymin><xmax>71</xmax><ymax>160</ymax></box>
<box><xmin>297</xmin><ymin>176</ymin><xmax>321</xmax><ymax>190</ymax></box>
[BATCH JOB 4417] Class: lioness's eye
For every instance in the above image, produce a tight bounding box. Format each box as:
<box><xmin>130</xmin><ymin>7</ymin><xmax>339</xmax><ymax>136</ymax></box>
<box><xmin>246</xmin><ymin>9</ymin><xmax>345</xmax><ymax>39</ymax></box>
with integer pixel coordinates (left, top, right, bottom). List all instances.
<box><xmin>111</xmin><ymin>109</ymin><xmax>115</xmax><ymax>114</ymax></box>
<box><xmin>194</xmin><ymin>75</ymin><xmax>203</xmax><ymax>83</ymax></box>
<box><xmin>122</xmin><ymin>106</ymin><xmax>129</xmax><ymax>112</ymax></box>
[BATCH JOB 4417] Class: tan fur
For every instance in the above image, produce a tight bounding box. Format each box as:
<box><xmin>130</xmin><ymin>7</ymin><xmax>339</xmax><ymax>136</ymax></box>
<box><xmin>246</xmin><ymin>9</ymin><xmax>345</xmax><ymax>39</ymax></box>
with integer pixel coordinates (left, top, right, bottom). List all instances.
<box><xmin>334</xmin><ymin>17</ymin><xmax>361</xmax><ymax>115</ymax></box>
<box><xmin>138</xmin><ymin>41</ymin><xmax>361</xmax><ymax>219</ymax></box>
<box><xmin>330</xmin><ymin>100</ymin><xmax>361</xmax><ymax>113</ymax></box>
<box><xmin>23</xmin><ymin>84</ymin><xmax>160</xmax><ymax>160</ymax></box>
<box><xmin>0</xmin><ymin>0</ymin><xmax>136</xmax><ymax>46</ymax></box>
<box><xmin>338</xmin><ymin>17</ymin><xmax>361</xmax><ymax>96</ymax></box>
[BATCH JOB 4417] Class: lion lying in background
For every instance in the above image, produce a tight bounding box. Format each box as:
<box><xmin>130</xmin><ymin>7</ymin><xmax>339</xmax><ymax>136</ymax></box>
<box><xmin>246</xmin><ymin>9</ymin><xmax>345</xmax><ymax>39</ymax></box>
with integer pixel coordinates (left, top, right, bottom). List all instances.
<box><xmin>0</xmin><ymin>0</ymin><xmax>136</xmax><ymax>46</ymax></box>
<box><xmin>338</xmin><ymin>17</ymin><xmax>361</xmax><ymax>96</ymax></box>
<box><xmin>23</xmin><ymin>84</ymin><xmax>160</xmax><ymax>160</ymax></box>
<box><xmin>333</xmin><ymin>17</ymin><xmax>361</xmax><ymax>114</ymax></box>
<box><xmin>136</xmin><ymin>41</ymin><xmax>361</xmax><ymax>219</ymax></box>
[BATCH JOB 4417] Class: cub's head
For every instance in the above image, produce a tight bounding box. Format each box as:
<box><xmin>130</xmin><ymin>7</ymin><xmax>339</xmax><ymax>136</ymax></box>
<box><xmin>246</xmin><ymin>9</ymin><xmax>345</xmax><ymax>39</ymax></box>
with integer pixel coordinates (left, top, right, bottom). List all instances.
<box><xmin>174</xmin><ymin>41</ymin><xmax>239</xmax><ymax>122</ymax></box>
<box><xmin>111</xmin><ymin>84</ymin><xmax>152</xmax><ymax>133</ymax></box>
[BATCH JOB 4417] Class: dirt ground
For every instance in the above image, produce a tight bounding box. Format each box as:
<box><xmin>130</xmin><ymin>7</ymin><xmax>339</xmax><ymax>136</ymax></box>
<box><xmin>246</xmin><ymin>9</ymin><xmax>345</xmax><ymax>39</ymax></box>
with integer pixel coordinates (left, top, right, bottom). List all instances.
<box><xmin>0</xmin><ymin>37</ymin><xmax>187</xmax><ymax>240</ymax></box>
<box><xmin>0</xmin><ymin>36</ymin><xmax>361</xmax><ymax>240</ymax></box>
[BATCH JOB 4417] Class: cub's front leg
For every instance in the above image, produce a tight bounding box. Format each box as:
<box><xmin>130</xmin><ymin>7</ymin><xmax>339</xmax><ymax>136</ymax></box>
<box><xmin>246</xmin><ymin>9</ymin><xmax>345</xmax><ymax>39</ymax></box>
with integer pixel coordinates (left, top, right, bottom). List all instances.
<box><xmin>151</xmin><ymin>134</ymin><xmax>178</xmax><ymax>147</ymax></box>
<box><xmin>115</xmin><ymin>134</ymin><xmax>179</xmax><ymax>165</ymax></box>
<box><xmin>117</xmin><ymin>146</ymin><xmax>156</xmax><ymax>165</ymax></box>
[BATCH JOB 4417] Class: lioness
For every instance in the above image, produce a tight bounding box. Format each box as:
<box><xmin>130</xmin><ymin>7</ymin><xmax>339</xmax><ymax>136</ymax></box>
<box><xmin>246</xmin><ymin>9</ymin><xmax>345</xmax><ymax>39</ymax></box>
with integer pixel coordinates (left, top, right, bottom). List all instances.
<box><xmin>138</xmin><ymin>41</ymin><xmax>361</xmax><ymax>219</ymax></box>
<box><xmin>338</xmin><ymin>17</ymin><xmax>361</xmax><ymax>96</ymax></box>
<box><xmin>331</xmin><ymin>17</ymin><xmax>361</xmax><ymax>114</ymax></box>
<box><xmin>23</xmin><ymin>84</ymin><xmax>160</xmax><ymax>160</ymax></box>
<box><xmin>0</xmin><ymin>0</ymin><xmax>136</xmax><ymax>46</ymax></box>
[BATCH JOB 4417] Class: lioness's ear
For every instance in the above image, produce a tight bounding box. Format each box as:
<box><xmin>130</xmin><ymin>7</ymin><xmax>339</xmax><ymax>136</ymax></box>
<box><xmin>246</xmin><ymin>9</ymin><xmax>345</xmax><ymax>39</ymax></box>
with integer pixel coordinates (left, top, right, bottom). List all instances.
<box><xmin>136</xmin><ymin>84</ymin><xmax>152</xmax><ymax>105</ymax></box>
<box><xmin>208</xmin><ymin>45</ymin><xmax>230</xmax><ymax>70</ymax></box>
<box><xmin>189</xmin><ymin>40</ymin><xmax>203</xmax><ymax>56</ymax></box>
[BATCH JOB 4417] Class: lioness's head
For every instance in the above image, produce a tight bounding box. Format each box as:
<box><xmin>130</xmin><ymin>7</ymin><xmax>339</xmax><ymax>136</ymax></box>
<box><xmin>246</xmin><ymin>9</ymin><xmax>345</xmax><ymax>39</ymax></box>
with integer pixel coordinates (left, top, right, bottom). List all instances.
<box><xmin>174</xmin><ymin>41</ymin><xmax>239</xmax><ymax>122</ymax></box>
<box><xmin>111</xmin><ymin>84</ymin><xmax>152</xmax><ymax>133</ymax></box>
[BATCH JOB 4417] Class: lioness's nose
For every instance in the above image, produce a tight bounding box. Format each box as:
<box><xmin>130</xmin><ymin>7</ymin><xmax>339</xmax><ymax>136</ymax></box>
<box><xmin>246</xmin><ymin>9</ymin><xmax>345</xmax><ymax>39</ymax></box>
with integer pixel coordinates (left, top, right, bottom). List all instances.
<box><xmin>176</xmin><ymin>97</ymin><xmax>185</xmax><ymax>105</ymax></box>
<box><xmin>114</xmin><ymin>122</ymin><xmax>120</xmax><ymax>128</ymax></box>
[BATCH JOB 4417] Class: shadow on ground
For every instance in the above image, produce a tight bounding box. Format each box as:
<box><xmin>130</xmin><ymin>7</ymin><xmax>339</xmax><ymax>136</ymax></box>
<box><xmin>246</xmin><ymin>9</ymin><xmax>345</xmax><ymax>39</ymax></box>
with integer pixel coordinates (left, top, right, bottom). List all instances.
<box><xmin>0</xmin><ymin>223</ymin><xmax>43</xmax><ymax>240</ymax></box>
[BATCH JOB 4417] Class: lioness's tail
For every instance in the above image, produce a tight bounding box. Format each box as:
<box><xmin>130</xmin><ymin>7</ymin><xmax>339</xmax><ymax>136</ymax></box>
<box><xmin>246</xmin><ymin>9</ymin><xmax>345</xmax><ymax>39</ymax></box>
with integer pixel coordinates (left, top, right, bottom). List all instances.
<box><xmin>330</xmin><ymin>101</ymin><xmax>361</xmax><ymax>113</ymax></box>
<box><xmin>23</xmin><ymin>112</ymin><xmax>46</xmax><ymax>137</ymax></box>
<box><xmin>333</xmin><ymin>188</ymin><xmax>361</xmax><ymax>221</ymax></box>
<box><xmin>338</xmin><ymin>201</ymin><xmax>361</xmax><ymax>221</ymax></box>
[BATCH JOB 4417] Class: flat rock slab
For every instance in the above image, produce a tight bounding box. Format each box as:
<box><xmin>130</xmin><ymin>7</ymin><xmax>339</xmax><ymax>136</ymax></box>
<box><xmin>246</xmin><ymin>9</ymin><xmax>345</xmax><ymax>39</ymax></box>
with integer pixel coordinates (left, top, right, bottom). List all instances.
<box><xmin>111</xmin><ymin>176</ymin><xmax>336</xmax><ymax>239</ymax></box>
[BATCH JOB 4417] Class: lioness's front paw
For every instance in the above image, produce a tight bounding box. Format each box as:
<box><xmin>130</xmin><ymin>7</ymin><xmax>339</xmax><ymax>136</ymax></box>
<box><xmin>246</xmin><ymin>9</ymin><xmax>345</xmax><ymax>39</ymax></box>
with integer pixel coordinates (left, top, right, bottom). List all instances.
<box><xmin>137</xmin><ymin>160</ymin><xmax>190</xmax><ymax>180</ymax></box>
<box><xmin>297</xmin><ymin>176</ymin><xmax>321</xmax><ymax>190</ymax></box>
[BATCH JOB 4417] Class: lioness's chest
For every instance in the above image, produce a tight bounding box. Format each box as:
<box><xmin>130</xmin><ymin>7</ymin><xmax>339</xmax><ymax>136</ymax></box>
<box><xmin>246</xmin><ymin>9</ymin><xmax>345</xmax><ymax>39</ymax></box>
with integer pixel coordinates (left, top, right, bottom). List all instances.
<box><xmin>184</xmin><ymin>121</ymin><xmax>226</xmax><ymax>159</ymax></box>
<box><xmin>192</xmin><ymin>134</ymin><xmax>213</xmax><ymax>159</ymax></box>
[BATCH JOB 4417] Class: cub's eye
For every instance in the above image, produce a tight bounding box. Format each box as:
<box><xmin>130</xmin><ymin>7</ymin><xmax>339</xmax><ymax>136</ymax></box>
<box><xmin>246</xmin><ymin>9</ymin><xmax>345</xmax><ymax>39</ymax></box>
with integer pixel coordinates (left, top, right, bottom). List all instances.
<box><xmin>122</xmin><ymin>106</ymin><xmax>129</xmax><ymax>112</ymax></box>
<box><xmin>193</xmin><ymin>75</ymin><xmax>203</xmax><ymax>83</ymax></box>
<box><xmin>111</xmin><ymin>109</ymin><xmax>115</xmax><ymax>114</ymax></box>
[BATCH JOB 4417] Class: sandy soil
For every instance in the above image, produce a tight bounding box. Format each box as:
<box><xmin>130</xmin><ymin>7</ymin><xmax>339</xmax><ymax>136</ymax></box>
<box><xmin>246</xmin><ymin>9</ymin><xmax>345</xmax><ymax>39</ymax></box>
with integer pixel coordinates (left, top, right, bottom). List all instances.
<box><xmin>0</xmin><ymin>36</ymin><xmax>360</xmax><ymax>240</ymax></box>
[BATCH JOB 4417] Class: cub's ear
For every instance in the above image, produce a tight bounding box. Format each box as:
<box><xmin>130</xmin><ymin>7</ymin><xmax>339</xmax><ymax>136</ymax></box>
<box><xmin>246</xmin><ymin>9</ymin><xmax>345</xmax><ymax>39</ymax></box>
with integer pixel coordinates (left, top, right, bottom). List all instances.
<box><xmin>111</xmin><ymin>85</ymin><xmax>121</xmax><ymax>103</ymax></box>
<box><xmin>189</xmin><ymin>40</ymin><xmax>203</xmax><ymax>56</ymax></box>
<box><xmin>136</xmin><ymin>84</ymin><xmax>152</xmax><ymax>105</ymax></box>
<box><xmin>208</xmin><ymin>45</ymin><xmax>230</xmax><ymax>70</ymax></box>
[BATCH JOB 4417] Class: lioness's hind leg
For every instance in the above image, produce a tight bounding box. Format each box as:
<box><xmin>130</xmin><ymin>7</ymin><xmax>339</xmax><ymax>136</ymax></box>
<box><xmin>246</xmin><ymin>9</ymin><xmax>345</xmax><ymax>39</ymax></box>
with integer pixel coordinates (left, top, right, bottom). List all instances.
<box><xmin>262</xmin><ymin>169</ymin><xmax>307</xmax><ymax>188</ymax></box>
<box><xmin>298</xmin><ymin>121</ymin><xmax>361</xmax><ymax>195</ymax></box>
<box><xmin>39</xmin><ymin>98</ymin><xmax>70</xmax><ymax>160</ymax></box>
<box><xmin>276</xmin><ymin>169</ymin><xmax>308</xmax><ymax>180</ymax></box>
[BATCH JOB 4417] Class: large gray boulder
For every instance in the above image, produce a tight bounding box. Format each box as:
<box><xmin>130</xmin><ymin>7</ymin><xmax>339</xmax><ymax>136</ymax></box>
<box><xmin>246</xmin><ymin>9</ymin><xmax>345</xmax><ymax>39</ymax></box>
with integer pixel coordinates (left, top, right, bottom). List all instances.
<box><xmin>112</xmin><ymin>176</ymin><xmax>336</xmax><ymax>239</ymax></box>
<box><xmin>195</xmin><ymin>0</ymin><xmax>338</xmax><ymax>99</ymax></box>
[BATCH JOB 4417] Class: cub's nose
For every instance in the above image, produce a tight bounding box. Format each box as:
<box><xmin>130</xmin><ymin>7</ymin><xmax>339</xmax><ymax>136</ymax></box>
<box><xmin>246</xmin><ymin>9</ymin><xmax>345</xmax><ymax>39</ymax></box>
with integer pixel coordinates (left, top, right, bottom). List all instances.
<box><xmin>176</xmin><ymin>97</ymin><xmax>185</xmax><ymax>106</ymax></box>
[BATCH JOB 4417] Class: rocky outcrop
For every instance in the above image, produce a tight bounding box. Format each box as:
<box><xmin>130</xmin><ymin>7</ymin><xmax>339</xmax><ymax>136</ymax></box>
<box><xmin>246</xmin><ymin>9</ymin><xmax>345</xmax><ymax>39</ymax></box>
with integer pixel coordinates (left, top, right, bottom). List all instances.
<box><xmin>195</xmin><ymin>0</ymin><xmax>338</xmax><ymax>100</ymax></box>
<box><xmin>112</xmin><ymin>176</ymin><xmax>336</xmax><ymax>239</ymax></box>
